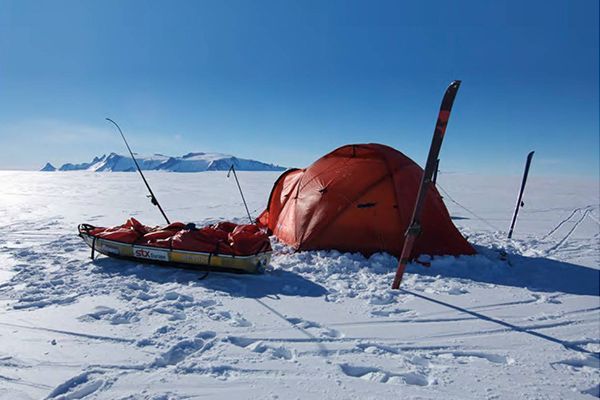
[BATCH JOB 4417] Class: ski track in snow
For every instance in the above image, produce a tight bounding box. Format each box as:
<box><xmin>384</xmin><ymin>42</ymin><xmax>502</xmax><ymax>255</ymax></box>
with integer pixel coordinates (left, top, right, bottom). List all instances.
<box><xmin>0</xmin><ymin>171</ymin><xmax>598</xmax><ymax>399</ymax></box>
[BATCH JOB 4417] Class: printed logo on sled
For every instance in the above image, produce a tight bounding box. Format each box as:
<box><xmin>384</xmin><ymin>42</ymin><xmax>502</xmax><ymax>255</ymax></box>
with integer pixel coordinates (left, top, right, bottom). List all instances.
<box><xmin>102</xmin><ymin>244</ymin><xmax>120</xmax><ymax>255</ymax></box>
<box><xmin>133</xmin><ymin>247</ymin><xmax>169</xmax><ymax>261</ymax></box>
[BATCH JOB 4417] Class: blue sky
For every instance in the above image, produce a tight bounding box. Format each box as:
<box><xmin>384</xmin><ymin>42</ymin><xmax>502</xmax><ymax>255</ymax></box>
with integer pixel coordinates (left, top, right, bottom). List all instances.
<box><xmin>0</xmin><ymin>0</ymin><xmax>598</xmax><ymax>176</ymax></box>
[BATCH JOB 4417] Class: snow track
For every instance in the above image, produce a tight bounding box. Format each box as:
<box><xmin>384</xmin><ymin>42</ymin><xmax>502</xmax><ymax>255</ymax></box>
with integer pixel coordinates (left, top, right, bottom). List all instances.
<box><xmin>0</xmin><ymin>171</ymin><xmax>598</xmax><ymax>399</ymax></box>
<box><xmin>542</xmin><ymin>205</ymin><xmax>595</xmax><ymax>240</ymax></box>
<box><xmin>545</xmin><ymin>206</ymin><xmax>595</xmax><ymax>253</ymax></box>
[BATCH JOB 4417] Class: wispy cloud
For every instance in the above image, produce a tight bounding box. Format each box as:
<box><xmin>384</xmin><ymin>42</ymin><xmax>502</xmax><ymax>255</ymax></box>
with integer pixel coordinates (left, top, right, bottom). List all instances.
<box><xmin>0</xmin><ymin>119</ymin><xmax>127</xmax><ymax>169</ymax></box>
<box><xmin>0</xmin><ymin>119</ymin><xmax>116</xmax><ymax>145</ymax></box>
<box><xmin>0</xmin><ymin>118</ymin><xmax>206</xmax><ymax>170</ymax></box>
<box><xmin>535</xmin><ymin>157</ymin><xmax>563</xmax><ymax>167</ymax></box>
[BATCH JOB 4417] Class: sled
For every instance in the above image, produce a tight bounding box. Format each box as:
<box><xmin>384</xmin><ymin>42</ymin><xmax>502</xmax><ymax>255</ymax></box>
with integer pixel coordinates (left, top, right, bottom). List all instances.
<box><xmin>78</xmin><ymin>219</ymin><xmax>272</xmax><ymax>274</ymax></box>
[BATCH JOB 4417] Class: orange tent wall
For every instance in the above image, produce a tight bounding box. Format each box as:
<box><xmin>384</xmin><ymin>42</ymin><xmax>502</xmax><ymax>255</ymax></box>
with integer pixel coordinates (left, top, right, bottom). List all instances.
<box><xmin>257</xmin><ymin>143</ymin><xmax>475</xmax><ymax>258</ymax></box>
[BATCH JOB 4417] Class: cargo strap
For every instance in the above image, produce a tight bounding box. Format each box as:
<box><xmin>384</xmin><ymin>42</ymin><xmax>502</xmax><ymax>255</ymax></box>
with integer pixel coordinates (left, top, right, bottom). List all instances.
<box><xmin>91</xmin><ymin>236</ymin><xmax>97</xmax><ymax>260</ymax></box>
<box><xmin>198</xmin><ymin>254</ymin><xmax>210</xmax><ymax>280</ymax></box>
<box><xmin>198</xmin><ymin>242</ymin><xmax>220</xmax><ymax>281</ymax></box>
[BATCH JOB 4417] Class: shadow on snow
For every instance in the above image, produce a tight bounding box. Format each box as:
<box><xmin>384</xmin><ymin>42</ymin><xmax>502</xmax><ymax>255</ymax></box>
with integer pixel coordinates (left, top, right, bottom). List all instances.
<box><xmin>406</xmin><ymin>245</ymin><xmax>599</xmax><ymax>297</ymax></box>
<box><xmin>90</xmin><ymin>256</ymin><xmax>327</xmax><ymax>299</ymax></box>
<box><xmin>87</xmin><ymin>246</ymin><xmax>597</xmax><ymax>358</ymax></box>
<box><xmin>400</xmin><ymin>288</ymin><xmax>599</xmax><ymax>357</ymax></box>
<box><xmin>89</xmin><ymin>243</ymin><xmax>599</xmax><ymax>298</ymax></box>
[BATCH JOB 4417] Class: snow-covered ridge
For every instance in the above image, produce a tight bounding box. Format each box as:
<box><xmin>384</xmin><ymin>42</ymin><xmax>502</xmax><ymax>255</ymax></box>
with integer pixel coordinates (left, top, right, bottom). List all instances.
<box><xmin>43</xmin><ymin>152</ymin><xmax>286</xmax><ymax>172</ymax></box>
<box><xmin>40</xmin><ymin>162</ymin><xmax>56</xmax><ymax>171</ymax></box>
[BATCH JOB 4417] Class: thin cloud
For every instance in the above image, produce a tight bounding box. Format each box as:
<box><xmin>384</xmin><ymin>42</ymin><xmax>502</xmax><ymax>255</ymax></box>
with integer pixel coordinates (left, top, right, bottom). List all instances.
<box><xmin>0</xmin><ymin>119</ymin><xmax>115</xmax><ymax>145</ymax></box>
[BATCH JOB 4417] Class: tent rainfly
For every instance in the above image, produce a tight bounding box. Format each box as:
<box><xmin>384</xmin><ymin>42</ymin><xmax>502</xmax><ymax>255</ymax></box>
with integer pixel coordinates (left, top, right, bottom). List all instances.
<box><xmin>257</xmin><ymin>143</ymin><xmax>475</xmax><ymax>259</ymax></box>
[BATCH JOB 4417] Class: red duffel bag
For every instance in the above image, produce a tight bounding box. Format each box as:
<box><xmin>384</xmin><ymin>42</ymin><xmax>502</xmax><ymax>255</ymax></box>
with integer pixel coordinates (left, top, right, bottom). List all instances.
<box><xmin>171</xmin><ymin>226</ymin><xmax>235</xmax><ymax>254</ymax></box>
<box><xmin>229</xmin><ymin>224</ymin><xmax>271</xmax><ymax>255</ymax></box>
<box><xmin>90</xmin><ymin>217</ymin><xmax>151</xmax><ymax>244</ymax></box>
<box><xmin>138</xmin><ymin>222</ymin><xmax>187</xmax><ymax>248</ymax></box>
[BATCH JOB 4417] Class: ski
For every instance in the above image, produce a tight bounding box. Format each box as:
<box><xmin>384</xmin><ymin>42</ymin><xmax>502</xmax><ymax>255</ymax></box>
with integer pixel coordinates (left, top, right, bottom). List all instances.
<box><xmin>391</xmin><ymin>80</ymin><xmax>462</xmax><ymax>289</ymax></box>
<box><xmin>507</xmin><ymin>151</ymin><xmax>534</xmax><ymax>238</ymax></box>
<box><xmin>432</xmin><ymin>158</ymin><xmax>440</xmax><ymax>185</ymax></box>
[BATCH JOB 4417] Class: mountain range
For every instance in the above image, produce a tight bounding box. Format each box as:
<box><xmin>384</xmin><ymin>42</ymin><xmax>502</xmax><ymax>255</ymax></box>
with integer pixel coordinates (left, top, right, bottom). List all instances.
<box><xmin>41</xmin><ymin>152</ymin><xmax>286</xmax><ymax>172</ymax></box>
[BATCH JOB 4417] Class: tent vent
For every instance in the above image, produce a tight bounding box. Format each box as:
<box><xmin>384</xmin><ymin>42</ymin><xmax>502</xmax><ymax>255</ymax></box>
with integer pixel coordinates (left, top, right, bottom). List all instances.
<box><xmin>357</xmin><ymin>202</ymin><xmax>376</xmax><ymax>209</ymax></box>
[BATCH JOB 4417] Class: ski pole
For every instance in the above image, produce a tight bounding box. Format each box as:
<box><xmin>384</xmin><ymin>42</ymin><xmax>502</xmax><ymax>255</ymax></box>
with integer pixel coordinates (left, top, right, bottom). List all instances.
<box><xmin>105</xmin><ymin>118</ymin><xmax>171</xmax><ymax>225</ymax></box>
<box><xmin>227</xmin><ymin>165</ymin><xmax>253</xmax><ymax>224</ymax></box>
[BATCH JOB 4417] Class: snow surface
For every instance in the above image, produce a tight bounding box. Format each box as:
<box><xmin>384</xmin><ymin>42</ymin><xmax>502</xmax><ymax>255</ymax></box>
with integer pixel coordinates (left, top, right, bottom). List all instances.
<box><xmin>46</xmin><ymin>152</ymin><xmax>286</xmax><ymax>172</ymax></box>
<box><xmin>0</xmin><ymin>170</ymin><xmax>598</xmax><ymax>399</ymax></box>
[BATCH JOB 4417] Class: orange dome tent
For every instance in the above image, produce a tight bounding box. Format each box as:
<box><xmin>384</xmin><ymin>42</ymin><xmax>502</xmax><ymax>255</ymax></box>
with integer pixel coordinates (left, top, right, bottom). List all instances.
<box><xmin>257</xmin><ymin>143</ymin><xmax>475</xmax><ymax>259</ymax></box>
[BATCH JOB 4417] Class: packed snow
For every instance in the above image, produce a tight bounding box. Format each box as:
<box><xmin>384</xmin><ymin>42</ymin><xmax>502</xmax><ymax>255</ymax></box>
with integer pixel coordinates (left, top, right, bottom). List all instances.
<box><xmin>0</xmin><ymin>170</ymin><xmax>598</xmax><ymax>399</ymax></box>
<box><xmin>45</xmin><ymin>152</ymin><xmax>286</xmax><ymax>172</ymax></box>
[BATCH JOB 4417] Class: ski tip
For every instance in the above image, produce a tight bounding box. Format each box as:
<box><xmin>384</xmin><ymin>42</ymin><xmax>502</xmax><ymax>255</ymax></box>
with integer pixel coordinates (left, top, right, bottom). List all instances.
<box><xmin>528</xmin><ymin>150</ymin><xmax>535</xmax><ymax>158</ymax></box>
<box><xmin>440</xmin><ymin>81</ymin><xmax>462</xmax><ymax>111</ymax></box>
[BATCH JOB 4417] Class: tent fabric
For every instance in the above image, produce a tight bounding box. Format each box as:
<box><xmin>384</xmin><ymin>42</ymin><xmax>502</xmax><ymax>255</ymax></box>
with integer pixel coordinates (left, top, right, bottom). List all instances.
<box><xmin>257</xmin><ymin>143</ymin><xmax>475</xmax><ymax>258</ymax></box>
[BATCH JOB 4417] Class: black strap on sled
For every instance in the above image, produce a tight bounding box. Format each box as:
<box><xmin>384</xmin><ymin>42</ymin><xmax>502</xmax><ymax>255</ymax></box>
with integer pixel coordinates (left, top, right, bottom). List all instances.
<box><xmin>91</xmin><ymin>236</ymin><xmax>97</xmax><ymax>260</ymax></box>
<box><xmin>198</xmin><ymin>252</ymin><xmax>211</xmax><ymax>281</ymax></box>
<box><xmin>78</xmin><ymin>224</ymin><xmax>97</xmax><ymax>260</ymax></box>
<box><xmin>198</xmin><ymin>241</ymin><xmax>220</xmax><ymax>281</ymax></box>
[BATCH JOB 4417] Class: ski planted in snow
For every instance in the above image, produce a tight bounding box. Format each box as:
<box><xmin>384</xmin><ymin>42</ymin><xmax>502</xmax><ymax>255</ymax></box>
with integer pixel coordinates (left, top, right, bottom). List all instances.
<box><xmin>391</xmin><ymin>80</ymin><xmax>462</xmax><ymax>289</ymax></box>
<box><xmin>507</xmin><ymin>151</ymin><xmax>534</xmax><ymax>239</ymax></box>
<box><xmin>432</xmin><ymin>158</ymin><xmax>440</xmax><ymax>185</ymax></box>
<box><xmin>106</xmin><ymin>118</ymin><xmax>171</xmax><ymax>225</ymax></box>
